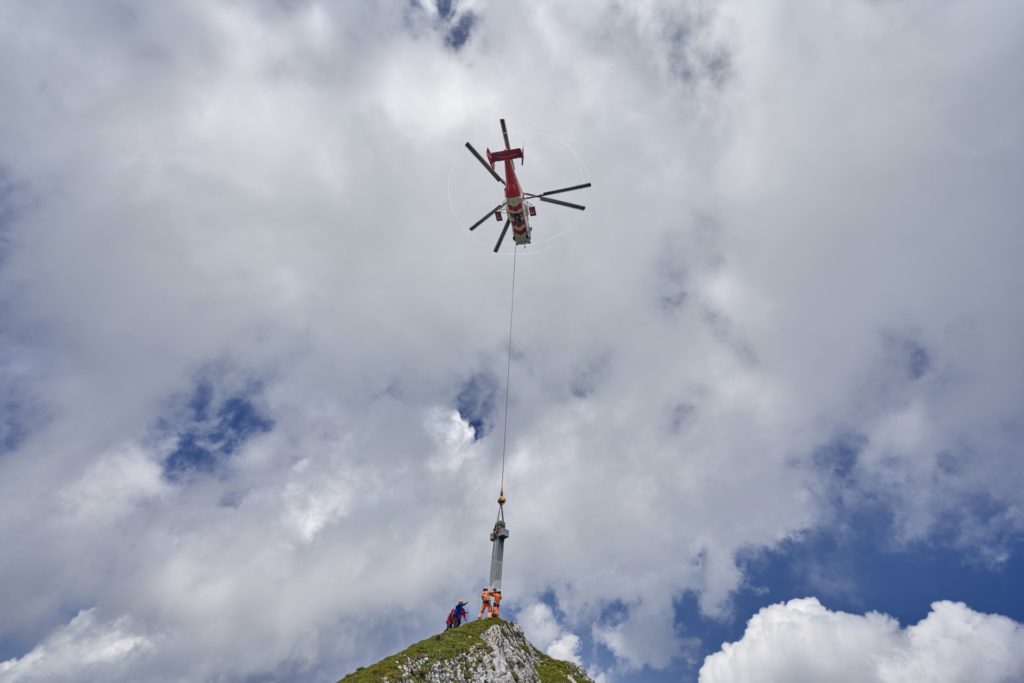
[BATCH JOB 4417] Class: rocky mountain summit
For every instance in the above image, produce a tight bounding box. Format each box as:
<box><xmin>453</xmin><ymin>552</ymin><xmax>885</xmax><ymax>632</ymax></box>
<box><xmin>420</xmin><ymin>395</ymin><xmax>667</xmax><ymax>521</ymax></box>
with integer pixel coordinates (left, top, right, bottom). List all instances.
<box><xmin>338</xmin><ymin>618</ymin><xmax>593</xmax><ymax>682</ymax></box>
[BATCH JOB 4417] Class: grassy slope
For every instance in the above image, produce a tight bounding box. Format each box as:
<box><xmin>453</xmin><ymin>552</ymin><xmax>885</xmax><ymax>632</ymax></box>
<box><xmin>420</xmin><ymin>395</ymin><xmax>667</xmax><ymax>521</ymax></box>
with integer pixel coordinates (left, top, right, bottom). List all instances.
<box><xmin>338</xmin><ymin>618</ymin><xmax>590</xmax><ymax>683</ymax></box>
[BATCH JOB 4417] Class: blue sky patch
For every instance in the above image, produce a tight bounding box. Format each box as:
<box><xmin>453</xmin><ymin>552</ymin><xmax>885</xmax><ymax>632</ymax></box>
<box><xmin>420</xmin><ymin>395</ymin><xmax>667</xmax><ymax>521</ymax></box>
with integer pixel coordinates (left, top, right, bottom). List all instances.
<box><xmin>0</xmin><ymin>401</ymin><xmax>30</xmax><ymax>454</ymax></box>
<box><xmin>570</xmin><ymin>356</ymin><xmax>610</xmax><ymax>399</ymax></box>
<box><xmin>883</xmin><ymin>334</ymin><xmax>932</xmax><ymax>381</ymax></box>
<box><xmin>409</xmin><ymin>0</ymin><xmax>477</xmax><ymax>51</ymax></box>
<box><xmin>812</xmin><ymin>432</ymin><xmax>866</xmax><ymax>480</ymax></box>
<box><xmin>655</xmin><ymin>233</ymin><xmax>690</xmax><ymax>314</ymax></box>
<box><xmin>435</xmin><ymin>0</ymin><xmax>455</xmax><ymax>20</ymax></box>
<box><xmin>0</xmin><ymin>344</ymin><xmax>47</xmax><ymax>458</ymax></box>
<box><xmin>444</xmin><ymin>12</ymin><xmax>476</xmax><ymax>50</ymax></box>
<box><xmin>0</xmin><ymin>171</ymin><xmax>17</xmax><ymax>226</ymax></box>
<box><xmin>667</xmin><ymin>402</ymin><xmax>696</xmax><ymax>434</ymax></box>
<box><xmin>907</xmin><ymin>342</ymin><xmax>931</xmax><ymax>380</ymax></box>
<box><xmin>455</xmin><ymin>372</ymin><xmax>497</xmax><ymax>441</ymax></box>
<box><xmin>0</xmin><ymin>168</ymin><xmax>31</xmax><ymax>267</ymax></box>
<box><xmin>161</xmin><ymin>381</ymin><xmax>273</xmax><ymax>481</ymax></box>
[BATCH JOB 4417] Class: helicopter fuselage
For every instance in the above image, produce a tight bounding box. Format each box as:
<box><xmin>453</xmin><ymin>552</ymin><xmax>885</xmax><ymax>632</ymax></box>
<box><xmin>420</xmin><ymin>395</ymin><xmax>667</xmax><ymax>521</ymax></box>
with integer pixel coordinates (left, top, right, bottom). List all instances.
<box><xmin>488</xmin><ymin>147</ymin><xmax>535</xmax><ymax>245</ymax></box>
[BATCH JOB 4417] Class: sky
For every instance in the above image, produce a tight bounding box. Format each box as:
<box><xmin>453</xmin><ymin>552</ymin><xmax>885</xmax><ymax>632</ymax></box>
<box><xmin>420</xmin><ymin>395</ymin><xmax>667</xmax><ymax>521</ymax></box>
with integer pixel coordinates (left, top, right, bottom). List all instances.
<box><xmin>1</xmin><ymin>1</ymin><xmax>1023</xmax><ymax>681</ymax></box>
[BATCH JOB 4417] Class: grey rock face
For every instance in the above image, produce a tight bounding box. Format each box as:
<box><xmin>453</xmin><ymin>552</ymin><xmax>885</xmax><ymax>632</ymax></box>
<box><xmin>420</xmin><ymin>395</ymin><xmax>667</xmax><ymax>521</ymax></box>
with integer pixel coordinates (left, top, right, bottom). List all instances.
<box><xmin>347</xmin><ymin>620</ymin><xmax>592</xmax><ymax>683</ymax></box>
<box><xmin>396</xmin><ymin>623</ymin><xmax>538</xmax><ymax>682</ymax></box>
<box><xmin>476</xmin><ymin>621</ymin><xmax>541</xmax><ymax>682</ymax></box>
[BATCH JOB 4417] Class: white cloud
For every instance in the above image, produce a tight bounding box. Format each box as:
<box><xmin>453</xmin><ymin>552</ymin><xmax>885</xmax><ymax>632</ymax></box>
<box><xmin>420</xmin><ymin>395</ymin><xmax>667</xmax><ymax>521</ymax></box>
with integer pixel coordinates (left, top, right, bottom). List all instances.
<box><xmin>519</xmin><ymin>603</ymin><xmax>563</xmax><ymax>651</ymax></box>
<box><xmin>548</xmin><ymin>633</ymin><xmax>582</xmax><ymax>665</ymax></box>
<box><xmin>0</xmin><ymin>610</ymin><xmax>151</xmax><ymax>682</ymax></box>
<box><xmin>58</xmin><ymin>444</ymin><xmax>168</xmax><ymax>525</ymax></box>
<box><xmin>699</xmin><ymin>598</ymin><xmax>1024</xmax><ymax>683</ymax></box>
<box><xmin>593</xmin><ymin>594</ymin><xmax>693</xmax><ymax>672</ymax></box>
<box><xmin>282</xmin><ymin>457</ymin><xmax>356</xmax><ymax>543</ymax></box>
<box><xmin>425</xmin><ymin>408</ymin><xmax>478</xmax><ymax>472</ymax></box>
<box><xmin>519</xmin><ymin>602</ymin><xmax>583</xmax><ymax>665</ymax></box>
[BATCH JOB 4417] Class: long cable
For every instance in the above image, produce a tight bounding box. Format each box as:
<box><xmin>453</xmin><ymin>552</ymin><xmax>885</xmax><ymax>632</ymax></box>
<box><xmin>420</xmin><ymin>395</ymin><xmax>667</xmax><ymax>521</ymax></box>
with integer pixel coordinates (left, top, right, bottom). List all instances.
<box><xmin>498</xmin><ymin>245</ymin><xmax>518</xmax><ymax>496</ymax></box>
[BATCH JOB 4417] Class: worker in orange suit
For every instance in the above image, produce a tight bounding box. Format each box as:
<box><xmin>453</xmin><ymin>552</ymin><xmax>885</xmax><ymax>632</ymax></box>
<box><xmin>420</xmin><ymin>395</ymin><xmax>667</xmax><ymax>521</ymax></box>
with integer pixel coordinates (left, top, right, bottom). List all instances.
<box><xmin>479</xmin><ymin>587</ymin><xmax>492</xmax><ymax>619</ymax></box>
<box><xmin>491</xmin><ymin>589</ymin><xmax>502</xmax><ymax>619</ymax></box>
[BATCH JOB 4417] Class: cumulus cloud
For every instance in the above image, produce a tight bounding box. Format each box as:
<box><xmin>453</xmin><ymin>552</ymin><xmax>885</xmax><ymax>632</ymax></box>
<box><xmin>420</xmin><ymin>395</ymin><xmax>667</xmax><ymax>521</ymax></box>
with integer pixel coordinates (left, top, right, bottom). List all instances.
<box><xmin>699</xmin><ymin>598</ymin><xmax>1024</xmax><ymax>683</ymax></box>
<box><xmin>547</xmin><ymin>633</ymin><xmax>582</xmax><ymax>665</ymax></box>
<box><xmin>593</xmin><ymin>595</ymin><xmax>694</xmax><ymax>672</ymax></box>
<box><xmin>519</xmin><ymin>602</ymin><xmax>583</xmax><ymax>665</ymax></box>
<box><xmin>425</xmin><ymin>408</ymin><xmax>478</xmax><ymax>472</ymax></box>
<box><xmin>0</xmin><ymin>0</ymin><xmax>1021</xmax><ymax>680</ymax></box>
<box><xmin>58</xmin><ymin>444</ymin><xmax>169</xmax><ymax>525</ymax></box>
<box><xmin>0</xmin><ymin>610</ymin><xmax>150</xmax><ymax>682</ymax></box>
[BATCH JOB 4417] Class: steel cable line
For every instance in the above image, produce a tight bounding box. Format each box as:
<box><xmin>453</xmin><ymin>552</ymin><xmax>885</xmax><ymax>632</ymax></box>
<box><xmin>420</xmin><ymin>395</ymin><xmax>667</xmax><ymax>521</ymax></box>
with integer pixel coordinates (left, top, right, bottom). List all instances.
<box><xmin>498</xmin><ymin>245</ymin><xmax>518</xmax><ymax>504</ymax></box>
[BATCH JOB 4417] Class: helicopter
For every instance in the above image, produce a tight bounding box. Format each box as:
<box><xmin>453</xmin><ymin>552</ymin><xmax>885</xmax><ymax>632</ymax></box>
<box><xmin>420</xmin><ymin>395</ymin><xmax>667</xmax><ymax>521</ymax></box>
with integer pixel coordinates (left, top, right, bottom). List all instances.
<box><xmin>464</xmin><ymin>119</ymin><xmax>591</xmax><ymax>252</ymax></box>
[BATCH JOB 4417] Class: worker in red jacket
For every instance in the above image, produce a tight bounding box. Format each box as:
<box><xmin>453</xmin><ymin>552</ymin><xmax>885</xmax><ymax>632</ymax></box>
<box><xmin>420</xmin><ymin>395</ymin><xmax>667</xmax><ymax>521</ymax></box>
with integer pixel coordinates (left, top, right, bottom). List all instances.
<box><xmin>491</xmin><ymin>590</ymin><xmax>503</xmax><ymax>619</ymax></box>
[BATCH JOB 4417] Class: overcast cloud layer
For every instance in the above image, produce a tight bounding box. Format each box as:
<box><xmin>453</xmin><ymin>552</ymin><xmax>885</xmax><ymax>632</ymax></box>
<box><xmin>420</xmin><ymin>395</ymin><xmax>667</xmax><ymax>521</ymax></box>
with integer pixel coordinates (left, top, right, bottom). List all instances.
<box><xmin>1</xmin><ymin>1</ymin><xmax>1022</xmax><ymax>681</ymax></box>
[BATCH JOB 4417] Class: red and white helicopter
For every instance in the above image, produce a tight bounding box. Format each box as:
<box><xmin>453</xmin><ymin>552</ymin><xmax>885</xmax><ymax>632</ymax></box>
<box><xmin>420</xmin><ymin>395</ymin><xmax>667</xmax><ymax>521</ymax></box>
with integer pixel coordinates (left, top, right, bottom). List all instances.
<box><xmin>465</xmin><ymin>119</ymin><xmax>591</xmax><ymax>252</ymax></box>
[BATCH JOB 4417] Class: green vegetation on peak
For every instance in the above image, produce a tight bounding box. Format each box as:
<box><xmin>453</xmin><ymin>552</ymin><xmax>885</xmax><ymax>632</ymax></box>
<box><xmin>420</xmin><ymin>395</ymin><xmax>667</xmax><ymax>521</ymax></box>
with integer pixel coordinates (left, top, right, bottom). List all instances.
<box><xmin>338</xmin><ymin>618</ymin><xmax>593</xmax><ymax>683</ymax></box>
<box><xmin>341</xmin><ymin>619</ymin><xmax>495</xmax><ymax>682</ymax></box>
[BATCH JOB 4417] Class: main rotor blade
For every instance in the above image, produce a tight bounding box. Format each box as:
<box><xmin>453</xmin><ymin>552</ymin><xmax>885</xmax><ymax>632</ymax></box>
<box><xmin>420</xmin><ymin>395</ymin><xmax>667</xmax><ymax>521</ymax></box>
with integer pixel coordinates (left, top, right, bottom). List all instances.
<box><xmin>537</xmin><ymin>182</ymin><xmax>592</xmax><ymax>197</ymax></box>
<box><xmin>493</xmin><ymin>218</ymin><xmax>511</xmax><ymax>252</ymax></box>
<box><xmin>538</xmin><ymin>195</ymin><xmax>586</xmax><ymax>211</ymax></box>
<box><xmin>500</xmin><ymin>119</ymin><xmax>511</xmax><ymax>150</ymax></box>
<box><xmin>469</xmin><ymin>204</ymin><xmax>505</xmax><ymax>231</ymax></box>
<box><xmin>465</xmin><ymin>142</ymin><xmax>504</xmax><ymax>185</ymax></box>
